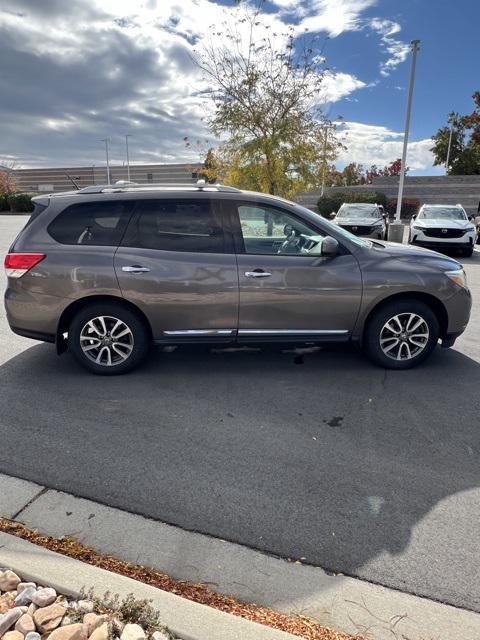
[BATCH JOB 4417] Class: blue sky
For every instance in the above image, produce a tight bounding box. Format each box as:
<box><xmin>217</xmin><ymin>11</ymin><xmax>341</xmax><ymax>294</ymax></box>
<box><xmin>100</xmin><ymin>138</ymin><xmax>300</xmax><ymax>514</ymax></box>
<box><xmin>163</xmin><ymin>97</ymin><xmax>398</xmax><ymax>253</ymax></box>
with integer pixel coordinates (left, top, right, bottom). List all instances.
<box><xmin>0</xmin><ymin>0</ymin><xmax>478</xmax><ymax>174</ymax></box>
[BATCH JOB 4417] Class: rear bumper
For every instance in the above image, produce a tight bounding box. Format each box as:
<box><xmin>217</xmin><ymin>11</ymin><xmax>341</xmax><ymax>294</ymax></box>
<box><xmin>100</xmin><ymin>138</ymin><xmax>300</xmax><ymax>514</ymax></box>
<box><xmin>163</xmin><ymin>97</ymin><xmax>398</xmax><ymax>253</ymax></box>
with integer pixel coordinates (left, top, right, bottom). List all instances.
<box><xmin>4</xmin><ymin>286</ymin><xmax>68</xmax><ymax>342</ymax></box>
<box><xmin>10</xmin><ymin>326</ymin><xmax>55</xmax><ymax>343</ymax></box>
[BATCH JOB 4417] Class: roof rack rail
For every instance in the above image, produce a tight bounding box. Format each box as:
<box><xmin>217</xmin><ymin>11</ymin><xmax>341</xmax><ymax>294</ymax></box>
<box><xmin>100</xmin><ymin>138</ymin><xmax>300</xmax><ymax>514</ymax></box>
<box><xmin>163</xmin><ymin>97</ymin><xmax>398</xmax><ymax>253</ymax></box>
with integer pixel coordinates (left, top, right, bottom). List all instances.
<box><xmin>77</xmin><ymin>180</ymin><xmax>241</xmax><ymax>194</ymax></box>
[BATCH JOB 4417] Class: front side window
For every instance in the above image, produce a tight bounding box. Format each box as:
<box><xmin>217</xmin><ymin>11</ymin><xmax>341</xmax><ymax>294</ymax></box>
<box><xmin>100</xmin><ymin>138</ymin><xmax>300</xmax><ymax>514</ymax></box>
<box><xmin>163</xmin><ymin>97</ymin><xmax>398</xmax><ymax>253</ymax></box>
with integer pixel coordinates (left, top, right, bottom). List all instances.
<box><xmin>48</xmin><ymin>201</ymin><xmax>133</xmax><ymax>246</ymax></box>
<box><xmin>236</xmin><ymin>203</ymin><xmax>326</xmax><ymax>255</ymax></box>
<box><xmin>123</xmin><ymin>199</ymin><xmax>224</xmax><ymax>253</ymax></box>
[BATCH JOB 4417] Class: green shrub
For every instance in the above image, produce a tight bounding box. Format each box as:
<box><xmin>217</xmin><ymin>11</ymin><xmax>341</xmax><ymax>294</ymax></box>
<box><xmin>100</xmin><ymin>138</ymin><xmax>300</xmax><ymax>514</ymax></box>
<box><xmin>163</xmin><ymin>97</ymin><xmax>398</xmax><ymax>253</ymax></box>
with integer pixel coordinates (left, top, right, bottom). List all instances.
<box><xmin>7</xmin><ymin>192</ymin><xmax>35</xmax><ymax>213</ymax></box>
<box><xmin>0</xmin><ymin>194</ymin><xmax>9</xmax><ymax>211</ymax></box>
<box><xmin>317</xmin><ymin>191</ymin><xmax>387</xmax><ymax>218</ymax></box>
<box><xmin>386</xmin><ymin>198</ymin><xmax>420</xmax><ymax>221</ymax></box>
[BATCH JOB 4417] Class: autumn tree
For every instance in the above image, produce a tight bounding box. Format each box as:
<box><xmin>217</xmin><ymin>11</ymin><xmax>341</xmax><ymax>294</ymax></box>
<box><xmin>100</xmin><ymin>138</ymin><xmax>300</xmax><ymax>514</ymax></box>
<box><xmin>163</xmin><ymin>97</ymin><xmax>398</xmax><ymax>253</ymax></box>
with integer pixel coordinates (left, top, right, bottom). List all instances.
<box><xmin>0</xmin><ymin>160</ymin><xmax>18</xmax><ymax>195</ymax></box>
<box><xmin>431</xmin><ymin>94</ymin><xmax>480</xmax><ymax>174</ymax></box>
<box><xmin>194</xmin><ymin>2</ymin><xmax>343</xmax><ymax>198</ymax></box>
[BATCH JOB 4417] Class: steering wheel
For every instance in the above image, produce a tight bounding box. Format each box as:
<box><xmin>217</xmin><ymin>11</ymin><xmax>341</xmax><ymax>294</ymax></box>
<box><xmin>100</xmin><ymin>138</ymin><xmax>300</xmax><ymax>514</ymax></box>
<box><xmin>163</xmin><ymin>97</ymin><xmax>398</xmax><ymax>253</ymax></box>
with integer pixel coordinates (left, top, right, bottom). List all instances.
<box><xmin>277</xmin><ymin>224</ymin><xmax>300</xmax><ymax>254</ymax></box>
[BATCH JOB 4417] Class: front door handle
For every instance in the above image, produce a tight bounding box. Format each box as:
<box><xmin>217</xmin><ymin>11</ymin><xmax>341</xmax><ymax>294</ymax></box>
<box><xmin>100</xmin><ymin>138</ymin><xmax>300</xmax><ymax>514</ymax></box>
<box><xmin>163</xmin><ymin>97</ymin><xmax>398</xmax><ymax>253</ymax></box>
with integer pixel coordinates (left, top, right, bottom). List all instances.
<box><xmin>245</xmin><ymin>270</ymin><xmax>272</xmax><ymax>278</ymax></box>
<box><xmin>122</xmin><ymin>265</ymin><xmax>151</xmax><ymax>274</ymax></box>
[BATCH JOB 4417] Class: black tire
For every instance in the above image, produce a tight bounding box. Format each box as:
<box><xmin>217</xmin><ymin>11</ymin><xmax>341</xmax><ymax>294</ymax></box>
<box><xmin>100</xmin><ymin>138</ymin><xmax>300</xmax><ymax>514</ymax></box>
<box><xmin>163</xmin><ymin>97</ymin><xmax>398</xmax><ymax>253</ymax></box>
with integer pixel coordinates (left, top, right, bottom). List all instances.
<box><xmin>463</xmin><ymin>246</ymin><xmax>474</xmax><ymax>257</ymax></box>
<box><xmin>68</xmin><ymin>302</ymin><xmax>151</xmax><ymax>375</ymax></box>
<box><xmin>363</xmin><ymin>299</ymin><xmax>440</xmax><ymax>370</ymax></box>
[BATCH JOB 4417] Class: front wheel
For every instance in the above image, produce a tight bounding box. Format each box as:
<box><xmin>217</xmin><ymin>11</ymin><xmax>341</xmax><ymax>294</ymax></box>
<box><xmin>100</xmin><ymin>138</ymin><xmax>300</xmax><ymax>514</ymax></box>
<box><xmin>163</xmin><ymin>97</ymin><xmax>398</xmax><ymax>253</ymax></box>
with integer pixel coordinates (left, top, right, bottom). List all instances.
<box><xmin>69</xmin><ymin>302</ymin><xmax>150</xmax><ymax>375</ymax></box>
<box><xmin>364</xmin><ymin>300</ymin><xmax>440</xmax><ymax>370</ymax></box>
<box><xmin>462</xmin><ymin>246</ymin><xmax>474</xmax><ymax>257</ymax></box>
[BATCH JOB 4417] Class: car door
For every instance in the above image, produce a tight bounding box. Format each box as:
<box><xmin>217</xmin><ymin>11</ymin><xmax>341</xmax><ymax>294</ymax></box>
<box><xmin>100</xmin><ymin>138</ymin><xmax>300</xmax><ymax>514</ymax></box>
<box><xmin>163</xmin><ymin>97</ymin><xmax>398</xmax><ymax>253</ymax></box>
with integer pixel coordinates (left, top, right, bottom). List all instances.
<box><xmin>114</xmin><ymin>195</ymin><xmax>238</xmax><ymax>340</ymax></box>
<box><xmin>229</xmin><ymin>200</ymin><xmax>362</xmax><ymax>339</ymax></box>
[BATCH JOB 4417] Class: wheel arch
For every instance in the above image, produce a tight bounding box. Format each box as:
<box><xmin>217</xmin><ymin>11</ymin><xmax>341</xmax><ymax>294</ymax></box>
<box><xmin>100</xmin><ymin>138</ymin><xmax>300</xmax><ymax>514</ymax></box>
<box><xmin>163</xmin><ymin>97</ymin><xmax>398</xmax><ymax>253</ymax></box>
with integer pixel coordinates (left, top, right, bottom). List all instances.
<box><xmin>361</xmin><ymin>292</ymin><xmax>448</xmax><ymax>345</ymax></box>
<box><xmin>56</xmin><ymin>295</ymin><xmax>153</xmax><ymax>354</ymax></box>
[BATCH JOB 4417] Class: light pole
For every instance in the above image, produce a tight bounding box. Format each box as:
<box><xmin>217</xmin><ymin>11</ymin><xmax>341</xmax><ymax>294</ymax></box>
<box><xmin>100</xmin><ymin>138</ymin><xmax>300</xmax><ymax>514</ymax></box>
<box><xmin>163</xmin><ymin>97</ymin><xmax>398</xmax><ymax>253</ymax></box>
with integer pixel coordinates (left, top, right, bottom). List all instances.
<box><xmin>391</xmin><ymin>39</ymin><xmax>420</xmax><ymax>239</ymax></box>
<box><xmin>445</xmin><ymin>121</ymin><xmax>455</xmax><ymax>173</ymax></box>
<box><xmin>125</xmin><ymin>134</ymin><xmax>131</xmax><ymax>181</ymax></box>
<box><xmin>101</xmin><ymin>138</ymin><xmax>111</xmax><ymax>185</ymax></box>
<box><xmin>320</xmin><ymin>122</ymin><xmax>335</xmax><ymax>197</ymax></box>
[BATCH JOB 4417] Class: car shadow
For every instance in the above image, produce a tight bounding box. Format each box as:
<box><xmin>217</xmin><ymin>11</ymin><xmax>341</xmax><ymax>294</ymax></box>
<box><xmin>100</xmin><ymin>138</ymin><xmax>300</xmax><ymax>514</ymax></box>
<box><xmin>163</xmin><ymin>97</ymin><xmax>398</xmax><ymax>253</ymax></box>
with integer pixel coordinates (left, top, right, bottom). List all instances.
<box><xmin>0</xmin><ymin>341</ymin><xmax>479</xmax><ymax>613</ymax></box>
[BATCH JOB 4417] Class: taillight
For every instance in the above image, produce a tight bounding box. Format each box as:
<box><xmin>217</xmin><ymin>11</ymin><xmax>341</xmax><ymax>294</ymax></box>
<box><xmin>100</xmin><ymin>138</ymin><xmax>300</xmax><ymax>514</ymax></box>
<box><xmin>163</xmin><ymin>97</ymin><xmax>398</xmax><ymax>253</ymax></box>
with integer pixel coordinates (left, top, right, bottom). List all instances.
<box><xmin>4</xmin><ymin>253</ymin><xmax>46</xmax><ymax>278</ymax></box>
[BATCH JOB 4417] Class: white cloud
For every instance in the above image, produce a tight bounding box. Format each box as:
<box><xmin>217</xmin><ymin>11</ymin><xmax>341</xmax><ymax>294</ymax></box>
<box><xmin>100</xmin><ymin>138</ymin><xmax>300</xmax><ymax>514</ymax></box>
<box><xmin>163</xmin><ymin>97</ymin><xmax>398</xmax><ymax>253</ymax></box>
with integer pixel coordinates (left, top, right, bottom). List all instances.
<box><xmin>272</xmin><ymin>0</ymin><xmax>377</xmax><ymax>37</ymax></box>
<box><xmin>0</xmin><ymin>0</ymin><xmax>393</xmax><ymax>167</ymax></box>
<box><xmin>320</xmin><ymin>72</ymin><xmax>366</xmax><ymax>104</ymax></box>
<box><xmin>337</xmin><ymin>121</ymin><xmax>434</xmax><ymax>170</ymax></box>
<box><xmin>369</xmin><ymin>17</ymin><xmax>410</xmax><ymax>76</ymax></box>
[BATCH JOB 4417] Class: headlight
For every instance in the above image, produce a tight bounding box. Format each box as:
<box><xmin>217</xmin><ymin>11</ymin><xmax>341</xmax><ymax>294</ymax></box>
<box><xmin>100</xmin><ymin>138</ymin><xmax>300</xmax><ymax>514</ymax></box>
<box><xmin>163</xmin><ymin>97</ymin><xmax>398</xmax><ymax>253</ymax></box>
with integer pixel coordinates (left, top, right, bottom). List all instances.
<box><xmin>413</xmin><ymin>225</ymin><xmax>425</xmax><ymax>231</ymax></box>
<box><xmin>445</xmin><ymin>269</ymin><xmax>468</xmax><ymax>289</ymax></box>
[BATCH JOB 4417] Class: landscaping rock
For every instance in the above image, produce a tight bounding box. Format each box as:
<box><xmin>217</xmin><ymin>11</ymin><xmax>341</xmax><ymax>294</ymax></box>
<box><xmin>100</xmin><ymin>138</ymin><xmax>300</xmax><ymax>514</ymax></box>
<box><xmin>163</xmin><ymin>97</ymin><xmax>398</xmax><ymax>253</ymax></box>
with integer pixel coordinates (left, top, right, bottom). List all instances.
<box><xmin>76</xmin><ymin>601</ymin><xmax>94</xmax><ymax>614</ymax></box>
<box><xmin>17</xmin><ymin>583</ymin><xmax>37</xmax><ymax>594</ymax></box>
<box><xmin>14</xmin><ymin>586</ymin><xmax>36</xmax><ymax>607</ymax></box>
<box><xmin>25</xmin><ymin>633</ymin><xmax>41</xmax><ymax>640</ymax></box>
<box><xmin>89</xmin><ymin>621</ymin><xmax>110</xmax><ymax>640</ymax></box>
<box><xmin>26</xmin><ymin>603</ymin><xmax>38</xmax><ymax>617</ymax></box>
<box><xmin>0</xmin><ymin>608</ymin><xmax>23</xmax><ymax>636</ymax></box>
<box><xmin>83</xmin><ymin>613</ymin><xmax>106</xmax><ymax>636</ymax></box>
<box><xmin>152</xmin><ymin>632</ymin><xmax>171</xmax><ymax>640</ymax></box>
<box><xmin>15</xmin><ymin>613</ymin><xmax>36</xmax><ymax>635</ymax></box>
<box><xmin>120</xmin><ymin>623</ymin><xmax>146</xmax><ymax>640</ymax></box>
<box><xmin>48</xmin><ymin>623</ymin><xmax>88</xmax><ymax>640</ymax></box>
<box><xmin>0</xmin><ymin>571</ymin><xmax>21</xmax><ymax>592</ymax></box>
<box><xmin>32</xmin><ymin>587</ymin><xmax>57</xmax><ymax>608</ymax></box>
<box><xmin>0</xmin><ymin>592</ymin><xmax>16</xmax><ymax>614</ymax></box>
<box><xmin>33</xmin><ymin>603</ymin><xmax>66</xmax><ymax>632</ymax></box>
<box><xmin>2</xmin><ymin>631</ymin><xmax>24</xmax><ymax>640</ymax></box>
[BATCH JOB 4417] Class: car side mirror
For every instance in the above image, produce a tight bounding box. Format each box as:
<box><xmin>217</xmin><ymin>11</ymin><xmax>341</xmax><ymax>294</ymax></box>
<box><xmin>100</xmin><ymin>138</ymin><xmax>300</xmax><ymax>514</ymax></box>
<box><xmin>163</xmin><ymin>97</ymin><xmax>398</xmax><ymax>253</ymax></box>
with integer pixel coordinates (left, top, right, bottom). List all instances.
<box><xmin>411</xmin><ymin>214</ymin><xmax>417</xmax><ymax>220</ymax></box>
<box><xmin>321</xmin><ymin>236</ymin><xmax>339</xmax><ymax>257</ymax></box>
<box><xmin>329</xmin><ymin>212</ymin><xmax>336</xmax><ymax>219</ymax></box>
<box><xmin>468</xmin><ymin>215</ymin><xmax>474</xmax><ymax>221</ymax></box>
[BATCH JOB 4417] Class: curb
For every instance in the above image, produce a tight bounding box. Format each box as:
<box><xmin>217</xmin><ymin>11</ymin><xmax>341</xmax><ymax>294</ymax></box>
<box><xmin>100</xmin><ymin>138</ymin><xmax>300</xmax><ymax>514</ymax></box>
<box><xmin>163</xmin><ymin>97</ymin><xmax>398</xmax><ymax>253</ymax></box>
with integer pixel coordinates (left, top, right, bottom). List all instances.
<box><xmin>0</xmin><ymin>531</ymin><xmax>297</xmax><ymax>640</ymax></box>
<box><xmin>3</xmin><ymin>474</ymin><xmax>480</xmax><ymax>640</ymax></box>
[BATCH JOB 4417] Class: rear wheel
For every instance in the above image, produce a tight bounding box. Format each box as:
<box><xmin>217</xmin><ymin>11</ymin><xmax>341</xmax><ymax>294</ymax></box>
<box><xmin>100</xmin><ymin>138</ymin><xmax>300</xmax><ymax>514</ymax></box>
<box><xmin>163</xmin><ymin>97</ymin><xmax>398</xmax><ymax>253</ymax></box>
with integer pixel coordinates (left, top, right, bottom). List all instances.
<box><xmin>364</xmin><ymin>300</ymin><xmax>440</xmax><ymax>369</ymax></box>
<box><xmin>69</xmin><ymin>302</ymin><xmax>150</xmax><ymax>375</ymax></box>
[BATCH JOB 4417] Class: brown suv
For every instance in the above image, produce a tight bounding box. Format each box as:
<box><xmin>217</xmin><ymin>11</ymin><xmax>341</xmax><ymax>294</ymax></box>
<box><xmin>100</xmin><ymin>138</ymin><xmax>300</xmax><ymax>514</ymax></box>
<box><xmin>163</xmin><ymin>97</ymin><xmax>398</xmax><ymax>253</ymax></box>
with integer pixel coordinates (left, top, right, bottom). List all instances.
<box><xmin>4</xmin><ymin>182</ymin><xmax>472</xmax><ymax>374</ymax></box>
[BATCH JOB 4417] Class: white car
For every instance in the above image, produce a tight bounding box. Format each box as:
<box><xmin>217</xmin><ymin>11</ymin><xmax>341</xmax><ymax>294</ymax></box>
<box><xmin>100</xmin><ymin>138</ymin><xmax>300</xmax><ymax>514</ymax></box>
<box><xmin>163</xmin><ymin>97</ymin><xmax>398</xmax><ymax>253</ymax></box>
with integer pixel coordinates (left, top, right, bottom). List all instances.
<box><xmin>409</xmin><ymin>204</ymin><xmax>477</xmax><ymax>257</ymax></box>
<box><xmin>331</xmin><ymin>203</ymin><xmax>387</xmax><ymax>240</ymax></box>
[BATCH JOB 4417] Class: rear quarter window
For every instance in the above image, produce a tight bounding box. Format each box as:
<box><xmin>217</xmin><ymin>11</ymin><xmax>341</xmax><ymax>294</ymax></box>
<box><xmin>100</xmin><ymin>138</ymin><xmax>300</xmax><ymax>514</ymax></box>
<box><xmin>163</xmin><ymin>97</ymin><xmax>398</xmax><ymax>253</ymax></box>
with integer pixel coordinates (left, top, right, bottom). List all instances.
<box><xmin>48</xmin><ymin>201</ymin><xmax>133</xmax><ymax>246</ymax></box>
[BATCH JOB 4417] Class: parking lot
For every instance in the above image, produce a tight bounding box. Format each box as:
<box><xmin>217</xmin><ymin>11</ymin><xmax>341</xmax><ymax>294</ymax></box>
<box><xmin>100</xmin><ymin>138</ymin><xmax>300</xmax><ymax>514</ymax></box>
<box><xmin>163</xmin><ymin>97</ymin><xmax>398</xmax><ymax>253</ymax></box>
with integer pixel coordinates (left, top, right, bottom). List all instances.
<box><xmin>1</xmin><ymin>214</ymin><xmax>480</xmax><ymax>614</ymax></box>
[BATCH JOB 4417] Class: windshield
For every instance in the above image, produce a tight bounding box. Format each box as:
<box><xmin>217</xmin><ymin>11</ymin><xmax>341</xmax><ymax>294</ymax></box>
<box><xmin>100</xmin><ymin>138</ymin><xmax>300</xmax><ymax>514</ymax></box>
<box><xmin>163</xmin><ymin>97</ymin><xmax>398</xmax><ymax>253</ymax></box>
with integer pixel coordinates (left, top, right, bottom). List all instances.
<box><xmin>292</xmin><ymin>203</ymin><xmax>371</xmax><ymax>247</ymax></box>
<box><xmin>337</xmin><ymin>204</ymin><xmax>380</xmax><ymax>218</ymax></box>
<box><xmin>418</xmin><ymin>207</ymin><xmax>467</xmax><ymax>220</ymax></box>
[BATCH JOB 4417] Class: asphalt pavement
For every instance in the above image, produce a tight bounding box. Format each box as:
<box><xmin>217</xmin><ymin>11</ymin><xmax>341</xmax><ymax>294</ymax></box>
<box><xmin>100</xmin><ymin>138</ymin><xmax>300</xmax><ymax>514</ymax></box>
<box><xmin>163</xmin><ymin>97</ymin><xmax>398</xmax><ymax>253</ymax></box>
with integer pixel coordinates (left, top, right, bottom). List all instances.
<box><xmin>1</xmin><ymin>215</ymin><xmax>480</xmax><ymax>613</ymax></box>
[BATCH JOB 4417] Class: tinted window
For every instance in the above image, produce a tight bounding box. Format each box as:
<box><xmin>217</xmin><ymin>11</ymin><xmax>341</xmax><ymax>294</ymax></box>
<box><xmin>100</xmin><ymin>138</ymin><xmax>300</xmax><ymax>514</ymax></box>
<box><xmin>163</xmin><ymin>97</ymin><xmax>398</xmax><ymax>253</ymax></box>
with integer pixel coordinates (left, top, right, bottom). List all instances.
<box><xmin>123</xmin><ymin>199</ymin><xmax>224</xmax><ymax>253</ymax></box>
<box><xmin>418</xmin><ymin>207</ymin><xmax>467</xmax><ymax>220</ymax></box>
<box><xmin>48</xmin><ymin>201</ymin><xmax>133</xmax><ymax>246</ymax></box>
<box><xmin>236</xmin><ymin>203</ymin><xmax>325</xmax><ymax>255</ymax></box>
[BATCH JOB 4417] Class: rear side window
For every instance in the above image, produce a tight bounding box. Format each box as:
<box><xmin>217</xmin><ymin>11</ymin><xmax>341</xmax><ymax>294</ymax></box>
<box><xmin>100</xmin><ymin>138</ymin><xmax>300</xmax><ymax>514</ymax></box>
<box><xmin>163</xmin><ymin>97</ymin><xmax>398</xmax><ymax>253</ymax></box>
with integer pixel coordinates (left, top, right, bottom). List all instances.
<box><xmin>122</xmin><ymin>199</ymin><xmax>224</xmax><ymax>253</ymax></box>
<box><xmin>48</xmin><ymin>201</ymin><xmax>133</xmax><ymax>246</ymax></box>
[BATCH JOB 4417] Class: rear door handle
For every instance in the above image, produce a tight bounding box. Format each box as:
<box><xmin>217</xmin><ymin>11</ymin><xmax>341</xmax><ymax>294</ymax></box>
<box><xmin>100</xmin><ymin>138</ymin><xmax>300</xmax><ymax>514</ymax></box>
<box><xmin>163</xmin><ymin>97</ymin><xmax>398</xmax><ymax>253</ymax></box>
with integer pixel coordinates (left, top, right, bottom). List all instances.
<box><xmin>122</xmin><ymin>265</ymin><xmax>151</xmax><ymax>273</ymax></box>
<box><xmin>245</xmin><ymin>271</ymin><xmax>272</xmax><ymax>278</ymax></box>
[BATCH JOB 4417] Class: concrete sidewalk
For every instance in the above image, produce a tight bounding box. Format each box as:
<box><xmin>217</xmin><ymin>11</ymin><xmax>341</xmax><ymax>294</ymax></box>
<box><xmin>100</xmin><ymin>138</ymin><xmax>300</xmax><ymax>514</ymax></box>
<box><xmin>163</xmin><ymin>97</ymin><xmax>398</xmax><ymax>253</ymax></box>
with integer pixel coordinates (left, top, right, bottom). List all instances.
<box><xmin>0</xmin><ymin>530</ymin><xmax>296</xmax><ymax>640</ymax></box>
<box><xmin>2</xmin><ymin>473</ymin><xmax>480</xmax><ymax>640</ymax></box>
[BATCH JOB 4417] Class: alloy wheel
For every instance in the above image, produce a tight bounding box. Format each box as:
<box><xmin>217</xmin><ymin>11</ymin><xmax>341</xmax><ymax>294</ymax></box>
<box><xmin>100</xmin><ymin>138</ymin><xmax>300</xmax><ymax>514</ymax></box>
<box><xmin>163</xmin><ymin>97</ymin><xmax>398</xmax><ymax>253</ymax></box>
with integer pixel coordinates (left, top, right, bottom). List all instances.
<box><xmin>379</xmin><ymin>312</ymin><xmax>429</xmax><ymax>361</ymax></box>
<box><xmin>80</xmin><ymin>315</ymin><xmax>134</xmax><ymax>366</ymax></box>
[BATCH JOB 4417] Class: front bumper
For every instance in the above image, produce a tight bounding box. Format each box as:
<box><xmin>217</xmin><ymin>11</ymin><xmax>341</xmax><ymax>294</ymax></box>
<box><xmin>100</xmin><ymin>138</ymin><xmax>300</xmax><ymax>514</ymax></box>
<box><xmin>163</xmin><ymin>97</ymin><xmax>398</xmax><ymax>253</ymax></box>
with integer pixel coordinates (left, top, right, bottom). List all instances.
<box><xmin>336</xmin><ymin>224</ymin><xmax>385</xmax><ymax>238</ymax></box>
<box><xmin>443</xmin><ymin>286</ymin><xmax>472</xmax><ymax>337</ymax></box>
<box><xmin>410</xmin><ymin>229</ymin><xmax>476</xmax><ymax>250</ymax></box>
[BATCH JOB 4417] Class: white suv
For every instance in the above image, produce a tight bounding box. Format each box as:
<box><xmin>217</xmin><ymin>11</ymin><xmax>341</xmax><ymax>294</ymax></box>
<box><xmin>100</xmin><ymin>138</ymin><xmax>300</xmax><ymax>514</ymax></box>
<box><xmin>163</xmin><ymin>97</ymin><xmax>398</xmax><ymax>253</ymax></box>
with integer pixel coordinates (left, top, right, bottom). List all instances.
<box><xmin>409</xmin><ymin>204</ymin><xmax>477</xmax><ymax>257</ymax></box>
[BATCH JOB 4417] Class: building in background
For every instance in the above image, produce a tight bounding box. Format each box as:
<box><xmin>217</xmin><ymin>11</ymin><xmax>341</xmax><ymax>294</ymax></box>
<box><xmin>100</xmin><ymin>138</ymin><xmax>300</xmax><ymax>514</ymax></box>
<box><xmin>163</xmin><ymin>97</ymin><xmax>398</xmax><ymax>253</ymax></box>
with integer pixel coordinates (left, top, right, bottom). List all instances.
<box><xmin>11</xmin><ymin>163</ymin><xmax>203</xmax><ymax>193</ymax></box>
